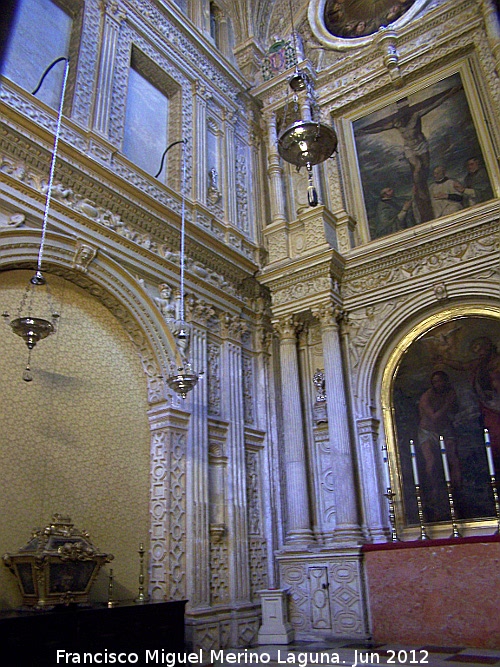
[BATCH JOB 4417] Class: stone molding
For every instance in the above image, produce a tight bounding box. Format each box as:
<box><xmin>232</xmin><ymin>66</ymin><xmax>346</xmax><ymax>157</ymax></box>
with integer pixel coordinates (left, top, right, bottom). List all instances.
<box><xmin>0</xmin><ymin>131</ymin><xmax>256</xmax><ymax>298</ymax></box>
<box><xmin>342</xmin><ymin>215</ymin><xmax>500</xmax><ymax>302</ymax></box>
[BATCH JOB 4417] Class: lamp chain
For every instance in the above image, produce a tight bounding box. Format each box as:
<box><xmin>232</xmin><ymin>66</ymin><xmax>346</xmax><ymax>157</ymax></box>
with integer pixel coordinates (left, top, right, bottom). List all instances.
<box><xmin>37</xmin><ymin>58</ymin><xmax>70</xmax><ymax>276</ymax></box>
<box><xmin>179</xmin><ymin>140</ymin><xmax>186</xmax><ymax>324</ymax></box>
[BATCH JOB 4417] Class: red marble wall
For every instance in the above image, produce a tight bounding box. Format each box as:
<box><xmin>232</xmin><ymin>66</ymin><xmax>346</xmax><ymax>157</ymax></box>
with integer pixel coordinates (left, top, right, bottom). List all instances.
<box><xmin>363</xmin><ymin>536</ymin><xmax>500</xmax><ymax>649</ymax></box>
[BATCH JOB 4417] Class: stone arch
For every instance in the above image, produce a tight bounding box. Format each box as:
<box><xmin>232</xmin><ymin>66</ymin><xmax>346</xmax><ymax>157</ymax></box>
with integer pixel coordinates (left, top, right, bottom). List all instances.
<box><xmin>351</xmin><ymin>286</ymin><xmax>500</xmax><ymax>537</ymax></box>
<box><xmin>0</xmin><ymin>227</ymin><xmax>191</xmax><ymax>602</ymax></box>
<box><xmin>353</xmin><ymin>285</ymin><xmax>500</xmax><ymax>418</ymax></box>
<box><xmin>0</xmin><ymin>227</ymin><xmax>184</xmax><ymax>403</ymax></box>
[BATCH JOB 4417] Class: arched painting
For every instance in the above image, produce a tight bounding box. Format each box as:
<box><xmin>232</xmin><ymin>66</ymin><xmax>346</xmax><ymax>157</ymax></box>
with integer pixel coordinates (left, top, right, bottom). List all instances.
<box><xmin>391</xmin><ymin>314</ymin><xmax>500</xmax><ymax>527</ymax></box>
<box><xmin>324</xmin><ymin>0</ymin><xmax>418</xmax><ymax>38</ymax></box>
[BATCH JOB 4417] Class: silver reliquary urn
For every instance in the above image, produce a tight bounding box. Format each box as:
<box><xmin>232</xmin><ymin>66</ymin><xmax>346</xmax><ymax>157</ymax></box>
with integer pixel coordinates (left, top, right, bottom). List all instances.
<box><xmin>3</xmin><ymin>513</ymin><xmax>114</xmax><ymax>609</ymax></box>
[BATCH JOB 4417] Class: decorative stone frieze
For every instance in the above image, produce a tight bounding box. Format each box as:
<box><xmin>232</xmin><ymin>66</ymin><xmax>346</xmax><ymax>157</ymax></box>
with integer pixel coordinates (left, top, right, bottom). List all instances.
<box><xmin>342</xmin><ymin>217</ymin><xmax>500</xmax><ymax>299</ymax></box>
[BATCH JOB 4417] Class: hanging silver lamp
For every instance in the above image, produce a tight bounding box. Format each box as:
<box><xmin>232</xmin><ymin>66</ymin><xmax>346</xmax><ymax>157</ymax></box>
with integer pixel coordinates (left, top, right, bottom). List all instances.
<box><xmin>3</xmin><ymin>58</ymin><xmax>69</xmax><ymax>381</ymax></box>
<box><xmin>157</xmin><ymin>140</ymin><xmax>203</xmax><ymax>399</ymax></box>
<box><xmin>278</xmin><ymin>67</ymin><xmax>337</xmax><ymax>207</ymax></box>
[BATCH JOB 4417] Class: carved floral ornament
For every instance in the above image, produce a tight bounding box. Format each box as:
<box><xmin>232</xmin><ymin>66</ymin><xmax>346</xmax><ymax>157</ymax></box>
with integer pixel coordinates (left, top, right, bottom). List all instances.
<box><xmin>308</xmin><ymin>0</ymin><xmax>433</xmax><ymax>50</ymax></box>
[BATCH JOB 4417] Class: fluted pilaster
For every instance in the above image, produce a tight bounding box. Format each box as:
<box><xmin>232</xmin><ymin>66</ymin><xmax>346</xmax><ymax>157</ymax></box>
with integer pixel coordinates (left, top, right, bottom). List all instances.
<box><xmin>93</xmin><ymin>3</ymin><xmax>123</xmax><ymax>136</ymax></box>
<box><xmin>274</xmin><ymin>315</ymin><xmax>313</xmax><ymax>544</ymax></box>
<box><xmin>185</xmin><ymin>326</ymin><xmax>210</xmax><ymax>607</ymax></box>
<box><xmin>313</xmin><ymin>303</ymin><xmax>362</xmax><ymax>543</ymax></box>
<box><xmin>193</xmin><ymin>82</ymin><xmax>208</xmax><ymax>204</ymax></box>
<box><xmin>265</xmin><ymin>112</ymin><xmax>287</xmax><ymax>226</ymax></box>
<box><xmin>223</xmin><ymin>109</ymin><xmax>238</xmax><ymax>225</ymax></box>
<box><xmin>221</xmin><ymin>323</ymin><xmax>250</xmax><ymax>601</ymax></box>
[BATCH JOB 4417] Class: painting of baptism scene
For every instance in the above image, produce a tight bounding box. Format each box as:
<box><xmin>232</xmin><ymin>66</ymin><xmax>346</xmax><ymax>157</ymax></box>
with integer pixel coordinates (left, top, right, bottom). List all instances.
<box><xmin>392</xmin><ymin>316</ymin><xmax>500</xmax><ymax>526</ymax></box>
<box><xmin>353</xmin><ymin>72</ymin><xmax>495</xmax><ymax>240</ymax></box>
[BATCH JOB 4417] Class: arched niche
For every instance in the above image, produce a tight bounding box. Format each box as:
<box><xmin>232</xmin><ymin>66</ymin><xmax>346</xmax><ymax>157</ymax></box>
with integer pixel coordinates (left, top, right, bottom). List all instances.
<box><xmin>0</xmin><ymin>229</ymin><xmax>184</xmax><ymax>608</ymax></box>
<box><xmin>380</xmin><ymin>304</ymin><xmax>500</xmax><ymax>537</ymax></box>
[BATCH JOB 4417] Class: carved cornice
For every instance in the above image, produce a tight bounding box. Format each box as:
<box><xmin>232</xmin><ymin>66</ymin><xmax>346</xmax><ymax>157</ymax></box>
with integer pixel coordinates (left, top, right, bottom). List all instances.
<box><xmin>342</xmin><ymin>217</ymin><xmax>500</xmax><ymax>300</ymax></box>
<box><xmin>260</xmin><ymin>252</ymin><xmax>344</xmax><ymax>313</ymax></box>
<box><xmin>0</xmin><ymin>123</ymin><xmax>257</xmax><ymax>299</ymax></box>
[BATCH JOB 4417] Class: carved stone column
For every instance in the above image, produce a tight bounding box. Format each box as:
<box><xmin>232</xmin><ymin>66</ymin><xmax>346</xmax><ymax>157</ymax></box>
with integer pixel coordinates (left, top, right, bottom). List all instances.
<box><xmin>313</xmin><ymin>303</ymin><xmax>362</xmax><ymax>543</ymax></box>
<box><xmin>93</xmin><ymin>2</ymin><xmax>124</xmax><ymax>136</ymax></box>
<box><xmin>221</xmin><ymin>314</ymin><xmax>251</xmax><ymax>601</ymax></box>
<box><xmin>190</xmin><ymin>0</ymin><xmax>210</xmax><ymax>33</ymax></box>
<box><xmin>216</xmin><ymin>13</ymin><xmax>232</xmax><ymax>62</ymax></box>
<box><xmin>265</xmin><ymin>112</ymin><xmax>287</xmax><ymax>226</ymax></box>
<box><xmin>184</xmin><ymin>324</ymin><xmax>210</xmax><ymax>608</ymax></box>
<box><xmin>356</xmin><ymin>417</ymin><xmax>388</xmax><ymax>543</ymax></box>
<box><xmin>274</xmin><ymin>315</ymin><xmax>313</xmax><ymax>544</ymax></box>
<box><xmin>479</xmin><ymin>0</ymin><xmax>500</xmax><ymax>72</ymax></box>
<box><xmin>255</xmin><ymin>315</ymin><xmax>282</xmax><ymax>584</ymax></box>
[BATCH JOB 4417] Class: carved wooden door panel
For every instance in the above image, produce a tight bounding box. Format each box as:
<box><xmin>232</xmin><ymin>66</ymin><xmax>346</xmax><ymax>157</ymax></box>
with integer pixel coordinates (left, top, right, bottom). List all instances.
<box><xmin>308</xmin><ymin>566</ymin><xmax>332</xmax><ymax>629</ymax></box>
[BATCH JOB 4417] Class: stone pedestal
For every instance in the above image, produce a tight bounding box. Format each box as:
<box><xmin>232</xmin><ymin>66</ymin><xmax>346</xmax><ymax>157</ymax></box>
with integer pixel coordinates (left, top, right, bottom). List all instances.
<box><xmin>257</xmin><ymin>589</ymin><xmax>294</xmax><ymax>645</ymax></box>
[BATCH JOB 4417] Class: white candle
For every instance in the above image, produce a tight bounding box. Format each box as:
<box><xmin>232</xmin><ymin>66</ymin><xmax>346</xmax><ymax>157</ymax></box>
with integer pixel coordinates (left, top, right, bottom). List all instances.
<box><xmin>440</xmin><ymin>435</ymin><xmax>451</xmax><ymax>482</ymax></box>
<box><xmin>381</xmin><ymin>445</ymin><xmax>391</xmax><ymax>490</ymax></box>
<box><xmin>409</xmin><ymin>440</ymin><xmax>420</xmax><ymax>486</ymax></box>
<box><xmin>484</xmin><ymin>429</ymin><xmax>496</xmax><ymax>477</ymax></box>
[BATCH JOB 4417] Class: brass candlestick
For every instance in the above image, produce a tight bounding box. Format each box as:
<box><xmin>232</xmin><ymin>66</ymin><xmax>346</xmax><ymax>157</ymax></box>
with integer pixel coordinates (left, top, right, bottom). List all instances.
<box><xmin>490</xmin><ymin>475</ymin><xmax>500</xmax><ymax>535</ymax></box>
<box><xmin>384</xmin><ymin>487</ymin><xmax>399</xmax><ymax>542</ymax></box>
<box><xmin>107</xmin><ymin>568</ymin><xmax>117</xmax><ymax>608</ymax></box>
<box><xmin>445</xmin><ymin>481</ymin><xmax>461</xmax><ymax>538</ymax></box>
<box><xmin>414</xmin><ymin>485</ymin><xmax>429</xmax><ymax>540</ymax></box>
<box><xmin>134</xmin><ymin>542</ymin><xmax>150</xmax><ymax>604</ymax></box>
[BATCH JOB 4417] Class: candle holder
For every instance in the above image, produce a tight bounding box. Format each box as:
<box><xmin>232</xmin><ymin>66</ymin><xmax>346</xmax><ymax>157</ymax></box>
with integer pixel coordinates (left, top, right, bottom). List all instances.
<box><xmin>384</xmin><ymin>487</ymin><xmax>399</xmax><ymax>542</ymax></box>
<box><xmin>134</xmin><ymin>543</ymin><xmax>150</xmax><ymax>604</ymax></box>
<box><xmin>107</xmin><ymin>568</ymin><xmax>117</xmax><ymax>608</ymax></box>
<box><xmin>490</xmin><ymin>475</ymin><xmax>500</xmax><ymax>535</ymax></box>
<box><xmin>445</xmin><ymin>481</ymin><xmax>461</xmax><ymax>538</ymax></box>
<box><xmin>414</xmin><ymin>485</ymin><xmax>429</xmax><ymax>540</ymax></box>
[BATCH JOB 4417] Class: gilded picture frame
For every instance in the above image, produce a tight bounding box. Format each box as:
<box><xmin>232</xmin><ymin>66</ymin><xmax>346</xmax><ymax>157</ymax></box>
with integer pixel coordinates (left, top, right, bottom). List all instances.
<box><xmin>308</xmin><ymin>0</ymin><xmax>432</xmax><ymax>50</ymax></box>
<box><xmin>338</xmin><ymin>59</ymin><xmax>499</xmax><ymax>244</ymax></box>
<box><xmin>382</xmin><ymin>306</ymin><xmax>500</xmax><ymax>536</ymax></box>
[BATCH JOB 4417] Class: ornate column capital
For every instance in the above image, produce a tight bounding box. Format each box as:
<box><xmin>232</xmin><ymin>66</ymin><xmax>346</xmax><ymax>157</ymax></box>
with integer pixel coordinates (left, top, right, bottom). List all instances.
<box><xmin>220</xmin><ymin>312</ymin><xmax>248</xmax><ymax>342</ymax></box>
<box><xmin>103</xmin><ymin>0</ymin><xmax>127</xmax><ymax>22</ymax></box>
<box><xmin>185</xmin><ymin>295</ymin><xmax>216</xmax><ymax>328</ymax></box>
<box><xmin>273</xmin><ymin>314</ymin><xmax>299</xmax><ymax>341</ymax></box>
<box><xmin>193</xmin><ymin>80</ymin><xmax>212</xmax><ymax>102</ymax></box>
<box><xmin>312</xmin><ymin>302</ymin><xmax>344</xmax><ymax>329</ymax></box>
